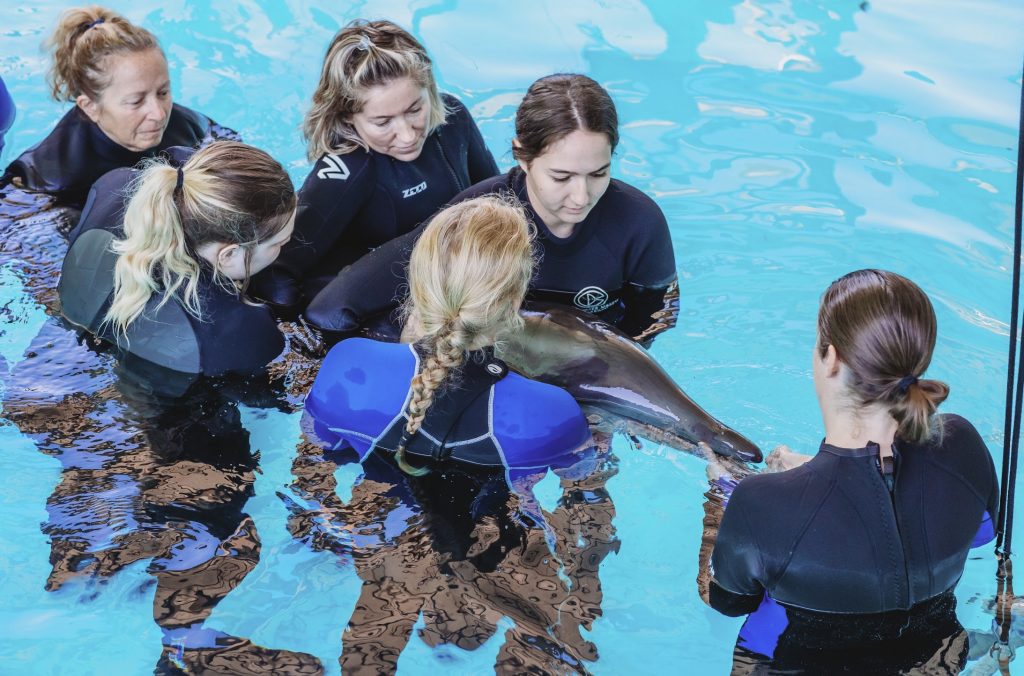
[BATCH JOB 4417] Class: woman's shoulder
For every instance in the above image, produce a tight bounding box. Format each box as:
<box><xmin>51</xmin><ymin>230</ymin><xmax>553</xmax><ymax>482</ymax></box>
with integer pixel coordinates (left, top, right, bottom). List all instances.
<box><xmin>319</xmin><ymin>339</ymin><xmax>416</xmax><ymax>384</ymax></box>
<box><xmin>603</xmin><ymin>179</ymin><xmax>666</xmax><ymax>220</ymax></box>
<box><xmin>299</xmin><ymin>147</ymin><xmax>374</xmax><ymax>193</ymax></box>
<box><xmin>495</xmin><ymin>370</ymin><xmax>586</xmax><ymax>426</ymax></box>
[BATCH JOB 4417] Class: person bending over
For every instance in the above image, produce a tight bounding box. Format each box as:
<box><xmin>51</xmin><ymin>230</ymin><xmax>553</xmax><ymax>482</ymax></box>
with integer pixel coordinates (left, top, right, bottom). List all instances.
<box><xmin>59</xmin><ymin>141</ymin><xmax>295</xmax><ymax>376</ymax></box>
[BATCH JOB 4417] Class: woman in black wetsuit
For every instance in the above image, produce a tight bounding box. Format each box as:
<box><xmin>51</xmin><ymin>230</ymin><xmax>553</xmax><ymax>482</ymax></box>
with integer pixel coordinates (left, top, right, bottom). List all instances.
<box><xmin>305</xmin><ymin>73</ymin><xmax>679</xmax><ymax>346</ymax></box>
<box><xmin>252</xmin><ymin>19</ymin><xmax>499</xmax><ymax>315</ymax></box>
<box><xmin>1</xmin><ymin>6</ymin><xmax>233</xmax><ymax>211</ymax></box>
<box><xmin>59</xmin><ymin>141</ymin><xmax>295</xmax><ymax>376</ymax></box>
<box><xmin>706</xmin><ymin>269</ymin><xmax>999</xmax><ymax>674</ymax></box>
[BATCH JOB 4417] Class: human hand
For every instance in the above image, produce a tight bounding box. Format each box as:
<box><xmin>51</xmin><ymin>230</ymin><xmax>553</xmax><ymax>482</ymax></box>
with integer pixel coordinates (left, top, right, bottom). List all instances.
<box><xmin>765</xmin><ymin>445</ymin><xmax>811</xmax><ymax>473</ymax></box>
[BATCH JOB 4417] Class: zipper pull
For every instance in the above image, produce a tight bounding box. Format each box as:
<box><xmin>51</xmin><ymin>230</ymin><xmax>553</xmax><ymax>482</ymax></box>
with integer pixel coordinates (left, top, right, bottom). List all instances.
<box><xmin>870</xmin><ymin>441</ymin><xmax>896</xmax><ymax>492</ymax></box>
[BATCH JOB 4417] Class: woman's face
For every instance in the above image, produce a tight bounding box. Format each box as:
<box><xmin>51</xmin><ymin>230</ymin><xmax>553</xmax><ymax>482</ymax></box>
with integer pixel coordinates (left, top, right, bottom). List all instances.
<box><xmin>200</xmin><ymin>210</ymin><xmax>296</xmax><ymax>281</ymax></box>
<box><xmin>349</xmin><ymin>77</ymin><xmax>430</xmax><ymax>161</ymax></box>
<box><xmin>518</xmin><ymin>129</ymin><xmax>612</xmax><ymax>235</ymax></box>
<box><xmin>77</xmin><ymin>48</ymin><xmax>173</xmax><ymax>152</ymax></box>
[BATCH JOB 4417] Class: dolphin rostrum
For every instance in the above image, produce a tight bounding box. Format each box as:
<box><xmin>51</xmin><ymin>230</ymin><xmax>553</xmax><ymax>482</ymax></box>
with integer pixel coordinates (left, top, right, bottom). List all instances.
<box><xmin>496</xmin><ymin>305</ymin><xmax>763</xmax><ymax>464</ymax></box>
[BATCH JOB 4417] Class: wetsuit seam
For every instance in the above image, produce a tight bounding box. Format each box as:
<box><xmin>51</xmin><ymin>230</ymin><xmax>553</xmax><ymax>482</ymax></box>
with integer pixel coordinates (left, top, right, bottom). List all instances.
<box><xmin>774</xmin><ymin>470</ymin><xmax>835</xmax><ymax>586</ymax></box>
<box><xmin>371</xmin><ymin>344</ymin><xmax>419</xmax><ymax>449</ymax></box>
<box><xmin>921</xmin><ymin>455</ymin><xmax>993</xmax><ymax>508</ymax></box>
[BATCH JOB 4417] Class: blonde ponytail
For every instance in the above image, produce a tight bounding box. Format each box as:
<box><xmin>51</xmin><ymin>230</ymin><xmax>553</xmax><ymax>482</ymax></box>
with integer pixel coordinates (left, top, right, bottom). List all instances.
<box><xmin>394</xmin><ymin>195</ymin><xmax>534</xmax><ymax>474</ymax></box>
<box><xmin>104</xmin><ymin>141</ymin><xmax>296</xmax><ymax>337</ymax></box>
<box><xmin>47</xmin><ymin>5</ymin><xmax>160</xmax><ymax>102</ymax></box>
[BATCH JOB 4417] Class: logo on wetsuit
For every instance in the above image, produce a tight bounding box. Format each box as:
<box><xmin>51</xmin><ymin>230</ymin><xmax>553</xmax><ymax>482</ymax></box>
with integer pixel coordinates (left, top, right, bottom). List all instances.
<box><xmin>402</xmin><ymin>181</ymin><xmax>427</xmax><ymax>198</ymax></box>
<box><xmin>317</xmin><ymin>154</ymin><xmax>350</xmax><ymax>180</ymax></box>
<box><xmin>573</xmin><ymin>286</ymin><xmax>614</xmax><ymax>313</ymax></box>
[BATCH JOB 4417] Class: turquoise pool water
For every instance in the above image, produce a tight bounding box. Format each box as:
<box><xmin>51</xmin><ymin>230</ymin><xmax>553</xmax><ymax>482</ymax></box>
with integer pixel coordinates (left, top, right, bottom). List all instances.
<box><xmin>1</xmin><ymin>1</ymin><xmax>1022</xmax><ymax>673</ymax></box>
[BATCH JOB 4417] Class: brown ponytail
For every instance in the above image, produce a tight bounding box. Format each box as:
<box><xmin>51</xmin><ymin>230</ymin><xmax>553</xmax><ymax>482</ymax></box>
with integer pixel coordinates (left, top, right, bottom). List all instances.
<box><xmin>818</xmin><ymin>269</ymin><xmax>949</xmax><ymax>444</ymax></box>
<box><xmin>47</xmin><ymin>5</ymin><xmax>161</xmax><ymax>102</ymax></box>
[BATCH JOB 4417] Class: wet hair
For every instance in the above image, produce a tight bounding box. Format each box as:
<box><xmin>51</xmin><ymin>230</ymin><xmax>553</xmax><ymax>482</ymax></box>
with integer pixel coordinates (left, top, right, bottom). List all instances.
<box><xmin>396</xmin><ymin>195</ymin><xmax>535</xmax><ymax>474</ymax></box>
<box><xmin>512</xmin><ymin>73</ymin><xmax>619</xmax><ymax>165</ymax></box>
<box><xmin>106</xmin><ymin>141</ymin><xmax>295</xmax><ymax>337</ymax></box>
<box><xmin>46</xmin><ymin>5</ymin><xmax>162</xmax><ymax>102</ymax></box>
<box><xmin>303</xmin><ymin>19</ymin><xmax>449</xmax><ymax>161</ymax></box>
<box><xmin>817</xmin><ymin>269</ymin><xmax>949</xmax><ymax>444</ymax></box>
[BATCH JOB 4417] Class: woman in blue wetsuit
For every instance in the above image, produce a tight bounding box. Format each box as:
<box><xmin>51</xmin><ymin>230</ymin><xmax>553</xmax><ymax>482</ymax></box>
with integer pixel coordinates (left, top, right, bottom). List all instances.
<box><xmin>306</xmin><ymin>73</ymin><xmax>678</xmax><ymax>346</ymax></box>
<box><xmin>0</xmin><ymin>75</ymin><xmax>15</xmax><ymax>157</ymax></box>
<box><xmin>252</xmin><ymin>19</ymin><xmax>499</xmax><ymax>315</ymax></box>
<box><xmin>1</xmin><ymin>6</ymin><xmax>233</xmax><ymax>212</ymax></box>
<box><xmin>706</xmin><ymin>270</ymin><xmax>998</xmax><ymax>674</ymax></box>
<box><xmin>305</xmin><ymin>195</ymin><xmax>591</xmax><ymax>477</ymax></box>
<box><xmin>59</xmin><ymin>141</ymin><xmax>295</xmax><ymax>376</ymax></box>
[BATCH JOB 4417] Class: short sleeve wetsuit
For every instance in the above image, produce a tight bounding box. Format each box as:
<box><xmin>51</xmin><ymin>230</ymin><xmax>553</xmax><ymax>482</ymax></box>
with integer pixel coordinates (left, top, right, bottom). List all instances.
<box><xmin>709</xmin><ymin>414</ymin><xmax>998</xmax><ymax>669</ymax></box>
<box><xmin>252</xmin><ymin>94</ymin><xmax>498</xmax><ymax>313</ymax></box>
<box><xmin>59</xmin><ymin>157</ymin><xmax>284</xmax><ymax>376</ymax></box>
<box><xmin>305</xmin><ymin>168</ymin><xmax>679</xmax><ymax>344</ymax></box>
<box><xmin>305</xmin><ymin>338</ymin><xmax>592</xmax><ymax>473</ymax></box>
<box><xmin>2</xmin><ymin>103</ymin><xmax>228</xmax><ymax>209</ymax></box>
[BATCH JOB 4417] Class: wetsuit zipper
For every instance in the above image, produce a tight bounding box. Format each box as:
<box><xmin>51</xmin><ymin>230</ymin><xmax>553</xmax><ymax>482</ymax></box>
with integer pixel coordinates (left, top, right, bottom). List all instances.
<box><xmin>878</xmin><ymin>448</ymin><xmax>912</xmax><ymax>613</ymax></box>
<box><xmin>434</xmin><ymin>135</ymin><xmax>465</xmax><ymax>193</ymax></box>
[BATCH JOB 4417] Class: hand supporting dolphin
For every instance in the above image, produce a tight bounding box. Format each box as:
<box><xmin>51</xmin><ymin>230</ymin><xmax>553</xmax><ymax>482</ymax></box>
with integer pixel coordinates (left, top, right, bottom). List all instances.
<box><xmin>496</xmin><ymin>305</ymin><xmax>763</xmax><ymax>464</ymax></box>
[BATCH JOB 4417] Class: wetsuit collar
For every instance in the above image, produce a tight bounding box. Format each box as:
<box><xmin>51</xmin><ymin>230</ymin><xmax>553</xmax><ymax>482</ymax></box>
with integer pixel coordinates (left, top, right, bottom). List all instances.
<box><xmin>818</xmin><ymin>440</ymin><xmax>885</xmax><ymax>458</ymax></box>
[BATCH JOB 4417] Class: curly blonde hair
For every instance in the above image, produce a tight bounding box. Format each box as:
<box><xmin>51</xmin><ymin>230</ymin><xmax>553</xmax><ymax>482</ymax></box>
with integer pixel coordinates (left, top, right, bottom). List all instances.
<box><xmin>395</xmin><ymin>195</ymin><xmax>535</xmax><ymax>474</ymax></box>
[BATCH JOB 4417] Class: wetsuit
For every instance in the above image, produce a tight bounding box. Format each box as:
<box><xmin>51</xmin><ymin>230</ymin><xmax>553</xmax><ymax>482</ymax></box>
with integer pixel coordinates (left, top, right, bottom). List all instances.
<box><xmin>58</xmin><ymin>157</ymin><xmax>284</xmax><ymax>376</ymax></box>
<box><xmin>709</xmin><ymin>414</ymin><xmax>998</xmax><ymax>671</ymax></box>
<box><xmin>0</xmin><ymin>76</ymin><xmax>14</xmax><ymax>157</ymax></box>
<box><xmin>305</xmin><ymin>168</ymin><xmax>679</xmax><ymax>345</ymax></box>
<box><xmin>305</xmin><ymin>338</ymin><xmax>592</xmax><ymax>472</ymax></box>
<box><xmin>1</xmin><ymin>103</ymin><xmax>229</xmax><ymax>208</ymax></box>
<box><xmin>253</xmin><ymin>94</ymin><xmax>498</xmax><ymax>313</ymax></box>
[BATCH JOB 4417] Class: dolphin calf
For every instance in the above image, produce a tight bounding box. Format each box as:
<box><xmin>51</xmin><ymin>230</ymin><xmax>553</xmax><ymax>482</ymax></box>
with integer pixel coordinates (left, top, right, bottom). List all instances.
<box><xmin>495</xmin><ymin>305</ymin><xmax>763</xmax><ymax>464</ymax></box>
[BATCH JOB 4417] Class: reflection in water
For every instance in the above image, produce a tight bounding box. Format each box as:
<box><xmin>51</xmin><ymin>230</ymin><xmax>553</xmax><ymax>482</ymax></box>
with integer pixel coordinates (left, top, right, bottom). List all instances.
<box><xmin>287</xmin><ymin>432</ymin><xmax>620</xmax><ymax>674</ymax></box>
<box><xmin>2</xmin><ymin>314</ymin><xmax>323</xmax><ymax>674</ymax></box>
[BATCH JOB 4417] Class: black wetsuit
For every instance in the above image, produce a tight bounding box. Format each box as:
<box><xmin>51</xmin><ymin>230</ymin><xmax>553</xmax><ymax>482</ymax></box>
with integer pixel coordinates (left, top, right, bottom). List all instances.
<box><xmin>305</xmin><ymin>168</ymin><xmax>679</xmax><ymax>344</ymax></box>
<box><xmin>252</xmin><ymin>94</ymin><xmax>498</xmax><ymax>313</ymax></box>
<box><xmin>59</xmin><ymin>158</ymin><xmax>284</xmax><ymax>376</ymax></box>
<box><xmin>709</xmin><ymin>414</ymin><xmax>998</xmax><ymax>671</ymax></box>
<box><xmin>1</xmin><ymin>103</ymin><xmax>225</xmax><ymax>208</ymax></box>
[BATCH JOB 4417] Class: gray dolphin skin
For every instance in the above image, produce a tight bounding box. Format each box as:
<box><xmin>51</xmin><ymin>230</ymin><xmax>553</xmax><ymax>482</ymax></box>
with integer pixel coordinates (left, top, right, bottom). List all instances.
<box><xmin>496</xmin><ymin>305</ymin><xmax>763</xmax><ymax>464</ymax></box>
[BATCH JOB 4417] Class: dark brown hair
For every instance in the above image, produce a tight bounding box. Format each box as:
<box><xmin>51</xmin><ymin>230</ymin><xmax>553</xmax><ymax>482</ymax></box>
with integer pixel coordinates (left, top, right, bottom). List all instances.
<box><xmin>47</xmin><ymin>5</ymin><xmax>162</xmax><ymax>102</ymax></box>
<box><xmin>512</xmin><ymin>73</ymin><xmax>619</xmax><ymax>164</ymax></box>
<box><xmin>818</xmin><ymin>269</ymin><xmax>949</xmax><ymax>444</ymax></box>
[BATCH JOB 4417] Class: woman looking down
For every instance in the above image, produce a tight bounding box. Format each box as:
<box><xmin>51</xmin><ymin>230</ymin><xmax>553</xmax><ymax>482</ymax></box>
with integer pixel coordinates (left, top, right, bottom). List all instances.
<box><xmin>1</xmin><ymin>5</ymin><xmax>232</xmax><ymax>210</ymax></box>
<box><xmin>253</xmin><ymin>19</ymin><xmax>498</xmax><ymax>315</ymax></box>
<box><xmin>59</xmin><ymin>141</ymin><xmax>295</xmax><ymax>376</ymax></box>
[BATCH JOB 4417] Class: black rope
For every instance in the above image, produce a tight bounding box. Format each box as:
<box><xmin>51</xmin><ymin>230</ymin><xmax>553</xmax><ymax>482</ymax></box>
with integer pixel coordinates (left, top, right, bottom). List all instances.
<box><xmin>996</xmin><ymin>56</ymin><xmax>1024</xmax><ymax>558</ymax></box>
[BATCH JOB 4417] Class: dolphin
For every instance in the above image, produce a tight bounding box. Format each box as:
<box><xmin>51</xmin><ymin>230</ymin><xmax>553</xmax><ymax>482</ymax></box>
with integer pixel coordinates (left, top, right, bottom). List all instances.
<box><xmin>494</xmin><ymin>305</ymin><xmax>763</xmax><ymax>463</ymax></box>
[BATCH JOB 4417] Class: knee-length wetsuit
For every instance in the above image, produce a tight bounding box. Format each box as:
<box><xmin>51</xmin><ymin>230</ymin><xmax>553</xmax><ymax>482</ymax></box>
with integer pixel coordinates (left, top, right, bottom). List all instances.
<box><xmin>252</xmin><ymin>94</ymin><xmax>498</xmax><ymax>314</ymax></box>
<box><xmin>58</xmin><ymin>157</ymin><xmax>284</xmax><ymax>376</ymax></box>
<box><xmin>709</xmin><ymin>414</ymin><xmax>998</xmax><ymax>672</ymax></box>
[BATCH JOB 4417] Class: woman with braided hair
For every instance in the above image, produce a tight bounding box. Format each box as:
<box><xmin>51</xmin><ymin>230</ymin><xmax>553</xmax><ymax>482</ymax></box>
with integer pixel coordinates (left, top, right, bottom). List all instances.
<box><xmin>305</xmin><ymin>194</ymin><xmax>591</xmax><ymax>476</ymax></box>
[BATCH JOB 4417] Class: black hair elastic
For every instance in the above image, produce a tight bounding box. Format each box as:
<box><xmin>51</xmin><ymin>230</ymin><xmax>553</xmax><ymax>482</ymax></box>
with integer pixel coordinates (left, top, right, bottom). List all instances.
<box><xmin>896</xmin><ymin>375</ymin><xmax>918</xmax><ymax>394</ymax></box>
<box><xmin>85</xmin><ymin>17</ymin><xmax>106</xmax><ymax>29</ymax></box>
<box><xmin>174</xmin><ymin>166</ymin><xmax>185</xmax><ymax>194</ymax></box>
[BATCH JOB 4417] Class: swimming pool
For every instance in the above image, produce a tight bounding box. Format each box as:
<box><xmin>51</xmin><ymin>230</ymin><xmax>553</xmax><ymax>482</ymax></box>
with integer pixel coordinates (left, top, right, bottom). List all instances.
<box><xmin>1</xmin><ymin>0</ymin><xmax>1021</xmax><ymax>673</ymax></box>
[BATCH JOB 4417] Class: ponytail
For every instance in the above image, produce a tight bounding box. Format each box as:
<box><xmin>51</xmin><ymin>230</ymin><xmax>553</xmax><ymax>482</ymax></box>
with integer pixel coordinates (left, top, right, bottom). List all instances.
<box><xmin>886</xmin><ymin>378</ymin><xmax>950</xmax><ymax>445</ymax></box>
<box><xmin>47</xmin><ymin>5</ymin><xmax>160</xmax><ymax>102</ymax></box>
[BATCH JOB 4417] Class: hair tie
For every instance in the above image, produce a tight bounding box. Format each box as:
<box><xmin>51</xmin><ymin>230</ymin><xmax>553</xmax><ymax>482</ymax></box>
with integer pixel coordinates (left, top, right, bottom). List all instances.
<box><xmin>174</xmin><ymin>166</ymin><xmax>185</xmax><ymax>195</ymax></box>
<box><xmin>896</xmin><ymin>375</ymin><xmax>918</xmax><ymax>394</ymax></box>
<box><xmin>356</xmin><ymin>34</ymin><xmax>373</xmax><ymax>51</ymax></box>
<box><xmin>84</xmin><ymin>17</ymin><xmax>106</xmax><ymax>30</ymax></box>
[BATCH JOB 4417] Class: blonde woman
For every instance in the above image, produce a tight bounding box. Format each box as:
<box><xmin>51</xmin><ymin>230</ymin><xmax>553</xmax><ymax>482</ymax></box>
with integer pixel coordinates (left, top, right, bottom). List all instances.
<box><xmin>254</xmin><ymin>19</ymin><xmax>498</xmax><ymax>314</ymax></box>
<box><xmin>305</xmin><ymin>195</ymin><xmax>590</xmax><ymax>476</ymax></box>
<box><xmin>59</xmin><ymin>141</ymin><xmax>295</xmax><ymax>375</ymax></box>
<box><xmin>2</xmin><ymin>6</ymin><xmax>233</xmax><ymax>209</ymax></box>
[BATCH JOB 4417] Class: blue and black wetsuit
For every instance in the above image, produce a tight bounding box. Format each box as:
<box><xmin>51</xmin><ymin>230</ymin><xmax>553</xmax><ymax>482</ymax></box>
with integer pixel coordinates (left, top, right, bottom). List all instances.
<box><xmin>58</xmin><ymin>158</ymin><xmax>284</xmax><ymax>376</ymax></box>
<box><xmin>0</xmin><ymin>76</ymin><xmax>14</xmax><ymax>157</ymax></box>
<box><xmin>709</xmin><ymin>414</ymin><xmax>998</xmax><ymax>672</ymax></box>
<box><xmin>252</xmin><ymin>95</ymin><xmax>498</xmax><ymax>314</ymax></box>
<box><xmin>305</xmin><ymin>337</ymin><xmax>592</xmax><ymax>475</ymax></box>
<box><xmin>305</xmin><ymin>168</ymin><xmax>679</xmax><ymax>345</ymax></box>
<box><xmin>1</xmin><ymin>103</ymin><xmax>229</xmax><ymax>209</ymax></box>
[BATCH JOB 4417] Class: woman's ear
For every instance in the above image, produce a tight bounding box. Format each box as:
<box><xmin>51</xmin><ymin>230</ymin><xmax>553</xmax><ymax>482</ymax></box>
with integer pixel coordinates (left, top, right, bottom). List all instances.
<box><xmin>512</xmin><ymin>138</ymin><xmax>529</xmax><ymax>173</ymax></box>
<box><xmin>217</xmin><ymin>243</ymin><xmax>241</xmax><ymax>268</ymax></box>
<box><xmin>76</xmin><ymin>94</ymin><xmax>101</xmax><ymax>123</ymax></box>
<box><xmin>822</xmin><ymin>343</ymin><xmax>841</xmax><ymax>377</ymax></box>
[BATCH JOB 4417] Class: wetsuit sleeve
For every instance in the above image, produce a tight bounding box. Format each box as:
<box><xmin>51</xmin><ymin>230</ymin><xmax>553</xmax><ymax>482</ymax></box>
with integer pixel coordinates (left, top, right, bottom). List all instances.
<box><xmin>616</xmin><ymin>189</ymin><xmax>679</xmax><ymax>345</ymax></box>
<box><xmin>709</xmin><ymin>484</ymin><xmax>766</xmax><ymax>616</ymax></box>
<box><xmin>457</xmin><ymin>103</ymin><xmax>498</xmax><ymax>183</ymax></box>
<box><xmin>304</xmin><ymin>224</ymin><xmax>424</xmax><ymax>334</ymax></box>
<box><xmin>250</xmin><ymin>153</ymin><xmax>373</xmax><ymax>313</ymax></box>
